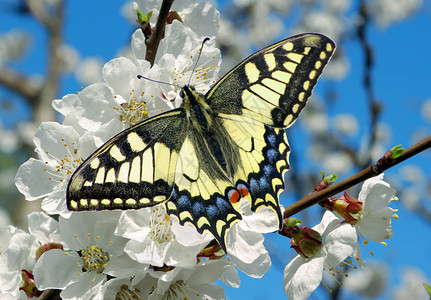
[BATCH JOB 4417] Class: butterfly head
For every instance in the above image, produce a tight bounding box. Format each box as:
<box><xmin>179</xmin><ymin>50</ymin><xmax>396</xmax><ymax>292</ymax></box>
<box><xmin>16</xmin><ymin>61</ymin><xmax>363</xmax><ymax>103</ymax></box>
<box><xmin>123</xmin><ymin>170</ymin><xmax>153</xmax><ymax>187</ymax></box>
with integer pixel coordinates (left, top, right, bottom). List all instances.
<box><xmin>179</xmin><ymin>85</ymin><xmax>196</xmax><ymax>99</ymax></box>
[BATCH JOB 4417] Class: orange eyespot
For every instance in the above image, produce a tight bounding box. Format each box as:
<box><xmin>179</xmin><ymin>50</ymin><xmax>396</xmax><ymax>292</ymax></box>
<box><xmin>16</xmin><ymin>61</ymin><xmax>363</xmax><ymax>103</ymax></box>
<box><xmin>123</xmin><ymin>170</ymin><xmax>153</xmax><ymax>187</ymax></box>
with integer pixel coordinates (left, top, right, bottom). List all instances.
<box><xmin>228</xmin><ymin>190</ymin><xmax>240</xmax><ymax>204</ymax></box>
<box><xmin>237</xmin><ymin>184</ymin><xmax>249</xmax><ymax>197</ymax></box>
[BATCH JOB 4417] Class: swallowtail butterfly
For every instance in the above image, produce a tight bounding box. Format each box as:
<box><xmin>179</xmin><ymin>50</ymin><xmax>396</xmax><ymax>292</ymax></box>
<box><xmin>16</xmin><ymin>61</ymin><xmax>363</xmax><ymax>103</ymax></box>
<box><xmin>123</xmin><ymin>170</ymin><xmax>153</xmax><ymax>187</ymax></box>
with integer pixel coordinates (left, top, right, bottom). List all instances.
<box><xmin>67</xmin><ymin>33</ymin><xmax>335</xmax><ymax>252</ymax></box>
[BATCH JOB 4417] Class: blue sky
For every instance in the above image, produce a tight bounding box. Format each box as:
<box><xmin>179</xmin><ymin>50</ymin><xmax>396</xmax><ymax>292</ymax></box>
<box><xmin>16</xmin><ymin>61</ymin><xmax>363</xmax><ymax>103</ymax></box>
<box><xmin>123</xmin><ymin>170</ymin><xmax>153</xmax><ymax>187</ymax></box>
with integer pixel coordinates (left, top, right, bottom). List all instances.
<box><xmin>1</xmin><ymin>1</ymin><xmax>431</xmax><ymax>299</ymax></box>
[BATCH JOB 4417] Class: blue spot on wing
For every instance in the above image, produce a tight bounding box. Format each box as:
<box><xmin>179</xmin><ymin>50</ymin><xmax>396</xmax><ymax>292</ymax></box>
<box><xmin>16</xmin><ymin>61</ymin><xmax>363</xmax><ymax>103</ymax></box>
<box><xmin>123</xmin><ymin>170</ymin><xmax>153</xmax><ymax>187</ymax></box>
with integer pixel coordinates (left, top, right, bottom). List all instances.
<box><xmin>259</xmin><ymin>176</ymin><xmax>270</xmax><ymax>190</ymax></box>
<box><xmin>216</xmin><ymin>196</ymin><xmax>231</xmax><ymax>213</ymax></box>
<box><xmin>206</xmin><ymin>205</ymin><xmax>219</xmax><ymax>219</ymax></box>
<box><xmin>249</xmin><ymin>178</ymin><xmax>259</xmax><ymax>194</ymax></box>
<box><xmin>178</xmin><ymin>195</ymin><xmax>191</xmax><ymax>210</ymax></box>
<box><xmin>192</xmin><ymin>202</ymin><xmax>205</xmax><ymax>217</ymax></box>
<box><xmin>263</xmin><ymin>164</ymin><xmax>274</xmax><ymax>177</ymax></box>
<box><xmin>267</xmin><ymin>133</ymin><xmax>277</xmax><ymax>147</ymax></box>
<box><xmin>266</xmin><ymin>149</ymin><xmax>278</xmax><ymax>164</ymax></box>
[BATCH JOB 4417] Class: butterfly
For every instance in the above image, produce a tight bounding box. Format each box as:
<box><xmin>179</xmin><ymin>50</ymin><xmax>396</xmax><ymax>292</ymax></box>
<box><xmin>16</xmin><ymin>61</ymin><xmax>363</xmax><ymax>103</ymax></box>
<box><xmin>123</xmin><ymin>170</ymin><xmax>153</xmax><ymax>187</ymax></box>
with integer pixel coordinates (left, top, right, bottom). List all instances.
<box><xmin>66</xmin><ymin>33</ymin><xmax>335</xmax><ymax>252</ymax></box>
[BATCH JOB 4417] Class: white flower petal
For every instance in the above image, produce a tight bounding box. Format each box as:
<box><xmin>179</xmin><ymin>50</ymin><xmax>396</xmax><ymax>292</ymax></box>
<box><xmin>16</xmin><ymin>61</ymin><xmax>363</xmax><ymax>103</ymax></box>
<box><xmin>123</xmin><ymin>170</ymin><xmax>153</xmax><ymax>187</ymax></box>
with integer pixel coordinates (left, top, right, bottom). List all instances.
<box><xmin>284</xmin><ymin>255</ymin><xmax>324</xmax><ymax>300</ymax></box>
<box><xmin>60</xmin><ymin>272</ymin><xmax>105</xmax><ymax>300</ymax></box>
<box><xmin>15</xmin><ymin>158</ymin><xmax>59</xmax><ymax>201</ymax></box>
<box><xmin>34</xmin><ymin>249</ymin><xmax>82</xmax><ymax>290</ymax></box>
<box><xmin>33</xmin><ymin>122</ymin><xmax>80</xmax><ymax>162</ymax></box>
<box><xmin>115</xmin><ymin>210</ymin><xmax>151</xmax><ymax>242</ymax></box>
<box><xmin>52</xmin><ymin>94</ymin><xmax>82</xmax><ymax>117</ymax></box>
<box><xmin>360</xmin><ymin>175</ymin><xmax>396</xmax><ymax>212</ymax></box>
<box><xmin>219</xmin><ymin>264</ymin><xmax>241</xmax><ymax>288</ymax></box>
<box><xmin>227</xmin><ymin>225</ymin><xmax>271</xmax><ymax>278</ymax></box>
<box><xmin>357</xmin><ymin>207</ymin><xmax>393</xmax><ymax>242</ymax></box>
<box><xmin>183</xmin><ymin>2</ymin><xmax>220</xmax><ymax>39</ymax></box>
<box><xmin>41</xmin><ymin>188</ymin><xmax>70</xmax><ymax>217</ymax></box>
<box><xmin>102</xmin><ymin>57</ymin><xmax>138</xmax><ymax>100</ymax></box>
<box><xmin>131</xmin><ymin>29</ymin><xmax>146</xmax><ymax>61</ymax></box>
<box><xmin>103</xmin><ymin>253</ymin><xmax>148</xmax><ymax>278</ymax></box>
<box><xmin>73</xmin><ymin>83</ymin><xmax>116</xmax><ymax>131</ymax></box>
<box><xmin>239</xmin><ymin>201</ymin><xmax>280</xmax><ymax>233</ymax></box>
<box><xmin>322</xmin><ymin>222</ymin><xmax>357</xmax><ymax>268</ymax></box>
<box><xmin>27</xmin><ymin>212</ymin><xmax>60</xmax><ymax>243</ymax></box>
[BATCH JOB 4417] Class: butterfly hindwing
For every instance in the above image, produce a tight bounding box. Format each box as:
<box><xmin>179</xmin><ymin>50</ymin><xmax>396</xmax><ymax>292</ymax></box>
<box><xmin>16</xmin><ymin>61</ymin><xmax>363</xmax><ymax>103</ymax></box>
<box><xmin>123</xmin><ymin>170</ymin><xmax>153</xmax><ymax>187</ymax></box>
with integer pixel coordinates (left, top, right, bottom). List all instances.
<box><xmin>165</xmin><ymin>117</ymin><xmax>291</xmax><ymax>250</ymax></box>
<box><xmin>206</xmin><ymin>33</ymin><xmax>335</xmax><ymax>128</ymax></box>
<box><xmin>67</xmin><ymin>110</ymin><xmax>186</xmax><ymax>211</ymax></box>
<box><xmin>220</xmin><ymin>116</ymin><xmax>290</xmax><ymax>224</ymax></box>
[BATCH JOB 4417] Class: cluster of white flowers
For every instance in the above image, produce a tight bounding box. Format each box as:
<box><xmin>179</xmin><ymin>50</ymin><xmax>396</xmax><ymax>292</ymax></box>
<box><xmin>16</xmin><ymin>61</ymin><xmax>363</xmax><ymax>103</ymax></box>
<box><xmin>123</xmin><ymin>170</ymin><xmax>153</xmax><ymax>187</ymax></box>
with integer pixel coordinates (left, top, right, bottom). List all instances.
<box><xmin>0</xmin><ymin>30</ymin><xmax>30</xmax><ymax>67</ymax></box>
<box><xmin>284</xmin><ymin>174</ymin><xmax>397</xmax><ymax>299</ymax></box>
<box><xmin>2</xmin><ymin>1</ymin><xmax>399</xmax><ymax>299</ymax></box>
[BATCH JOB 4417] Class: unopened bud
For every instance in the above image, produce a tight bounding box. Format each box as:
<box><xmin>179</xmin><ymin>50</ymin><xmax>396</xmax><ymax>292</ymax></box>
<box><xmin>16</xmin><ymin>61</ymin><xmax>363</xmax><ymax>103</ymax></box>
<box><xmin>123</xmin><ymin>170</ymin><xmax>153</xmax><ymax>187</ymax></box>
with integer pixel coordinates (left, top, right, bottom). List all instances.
<box><xmin>333</xmin><ymin>192</ymin><xmax>363</xmax><ymax>224</ymax></box>
<box><xmin>35</xmin><ymin>243</ymin><xmax>64</xmax><ymax>261</ymax></box>
<box><xmin>290</xmin><ymin>227</ymin><xmax>322</xmax><ymax>258</ymax></box>
<box><xmin>20</xmin><ymin>270</ymin><xmax>42</xmax><ymax>297</ymax></box>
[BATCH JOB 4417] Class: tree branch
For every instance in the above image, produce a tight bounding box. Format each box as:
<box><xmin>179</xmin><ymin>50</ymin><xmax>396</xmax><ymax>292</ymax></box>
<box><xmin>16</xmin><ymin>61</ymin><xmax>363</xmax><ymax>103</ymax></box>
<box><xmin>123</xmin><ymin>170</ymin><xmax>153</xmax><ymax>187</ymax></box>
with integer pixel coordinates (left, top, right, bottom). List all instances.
<box><xmin>145</xmin><ymin>0</ymin><xmax>175</xmax><ymax>65</ymax></box>
<box><xmin>24</xmin><ymin>0</ymin><xmax>51</xmax><ymax>27</ymax></box>
<box><xmin>357</xmin><ymin>0</ymin><xmax>381</xmax><ymax>166</ymax></box>
<box><xmin>34</xmin><ymin>0</ymin><xmax>64</xmax><ymax>123</ymax></box>
<box><xmin>283</xmin><ymin>136</ymin><xmax>431</xmax><ymax>218</ymax></box>
<box><xmin>0</xmin><ymin>68</ymin><xmax>40</xmax><ymax>101</ymax></box>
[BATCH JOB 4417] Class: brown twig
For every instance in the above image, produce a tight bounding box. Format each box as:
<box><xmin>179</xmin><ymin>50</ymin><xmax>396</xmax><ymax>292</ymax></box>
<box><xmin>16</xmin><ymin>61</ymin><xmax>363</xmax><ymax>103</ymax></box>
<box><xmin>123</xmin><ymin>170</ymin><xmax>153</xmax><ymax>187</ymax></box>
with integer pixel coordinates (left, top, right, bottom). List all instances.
<box><xmin>283</xmin><ymin>136</ymin><xmax>431</xmax><ymax>218</ymax></box>
<box><xmin>145</xmin><ymin>0</ymin><xmax>175</xmax><ymax>65</ymax></box>
<box><xmin>357</xmin><ymin>0</ymin><xmax>381</xmax><ymax>166</ymax></box>
<box><xmin>0</xmin><ymin>68</ymin><xmax>40</xmax><ymax>101</ymax></box>
<box><xmin>0</xmin><ymin>0</ymin><xmax>65</xmax><ymax>124</ymax></box>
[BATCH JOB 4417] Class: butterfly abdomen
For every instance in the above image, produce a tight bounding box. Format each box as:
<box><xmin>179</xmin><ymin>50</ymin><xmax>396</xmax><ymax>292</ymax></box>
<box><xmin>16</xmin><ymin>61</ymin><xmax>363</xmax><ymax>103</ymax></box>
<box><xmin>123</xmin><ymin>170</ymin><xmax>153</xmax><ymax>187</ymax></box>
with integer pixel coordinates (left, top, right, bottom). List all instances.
<box><xmin>180</xmin><ymin>85</ymin><xmax>241</xmax><ymax>182</ymax></box>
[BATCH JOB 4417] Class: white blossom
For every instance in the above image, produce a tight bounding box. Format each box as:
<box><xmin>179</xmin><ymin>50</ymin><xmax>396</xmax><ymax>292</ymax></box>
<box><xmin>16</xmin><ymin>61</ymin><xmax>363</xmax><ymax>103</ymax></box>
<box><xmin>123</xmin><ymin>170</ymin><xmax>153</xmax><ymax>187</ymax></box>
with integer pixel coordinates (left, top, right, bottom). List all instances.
<box><xmin>355</xmin><ymin>174</ymin><xmax>397</xmax><ymax>242</ymax></box>
<box><xmin>333</xmin><ymin>114</ymin><xmax>359</xmax><ymax>137</ymax></box>
<box><xmin>115</xmin><ymin>205</ymin><xmax>213</xmax><ymax>267</ymax></box>
<box><xmin>0</xmin><ymin>30</ymin><xmax>30</xmax><ymax>67</ymax></box>
<box><xmin>75</xmin><ymin>57</ymin><xmax>104</xmax><ymax>85</ymax></box>
<box><xmin>368</xmin><ymin>0</ymin><xmax>423</xmax><ymax>27</ymax></box>
<box><xmin>33</xmin><ymin>212</ymin><xmax>146</xmax><ymax>300</ymax></box>
<box><xmin>15</xmin><ymin>122</ymin><xmax>97</xmax><ymax>216</ymax></box>
<box><xmin>0</xmin><ymin>226</ymin><xmax>37</xmax><ymax>299</ymax></box>
<box><xmin>283</xmin><ymin>211</ymin><xmax>359</xmax><ymax>300</ymax></box>
<box><xmin>421</xmin><ymin>98</ymin><xmax>431</xmax><ymax>122</ymax></box>
<box><xmin>344</xmin><ymin>261</ymin><xmax>388</xmax><ymax>297</ymax></box>
<box><xmin>225</xmin><ymin>200</ymin><xmax>279</xmax><ymax>278</ymax></box>
<box><xmin>146</xmin><ymin>259</ymin><xmax>229</xmax><ymax>299</ymax></box>
<box><xmin>393</xmin><ymin>267</ymin><xmax>430</xmax><ymax>300</ymax></box>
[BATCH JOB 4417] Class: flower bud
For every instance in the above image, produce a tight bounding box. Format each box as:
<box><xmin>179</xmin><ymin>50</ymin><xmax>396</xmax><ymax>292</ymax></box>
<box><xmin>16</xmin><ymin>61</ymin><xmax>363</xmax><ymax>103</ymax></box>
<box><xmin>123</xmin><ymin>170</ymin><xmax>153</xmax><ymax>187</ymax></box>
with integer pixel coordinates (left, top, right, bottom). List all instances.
<box><xmin>20</xmin><ymin>269</ymin><xmax>42</xmax><ymax>297</ymax></box>
<box><xmin>280</xmin><ymin>217</ymin><xmax>303</xmax><ymax>238</ymax></box>
<box><xmin>35</xmin><ymin>242</ymin><xmax>64</xmax><ymax>261</ymax></box>
<box><xmin>333</xmin><ymin>192</ymin><xmax>363</xmax><ymax>224</ymax></box>
<box><xmin>290</xmin><ymin>227</ymin><xmax>323</xmax><ymax>258</ymax></box>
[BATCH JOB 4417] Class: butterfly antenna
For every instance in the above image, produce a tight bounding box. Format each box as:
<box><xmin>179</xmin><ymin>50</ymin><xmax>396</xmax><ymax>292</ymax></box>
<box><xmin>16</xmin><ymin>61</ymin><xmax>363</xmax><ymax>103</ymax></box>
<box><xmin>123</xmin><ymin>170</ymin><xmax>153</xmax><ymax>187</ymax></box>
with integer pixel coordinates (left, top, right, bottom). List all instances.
<box><xmin>188</xmin><ymin>37</ymin><xmax>211</xmax><ymax>86</ymax></box>
<box><xmin>137</xmin><ymin>75</ymin><xmax>182</xmax><ymax>89</ymax></box>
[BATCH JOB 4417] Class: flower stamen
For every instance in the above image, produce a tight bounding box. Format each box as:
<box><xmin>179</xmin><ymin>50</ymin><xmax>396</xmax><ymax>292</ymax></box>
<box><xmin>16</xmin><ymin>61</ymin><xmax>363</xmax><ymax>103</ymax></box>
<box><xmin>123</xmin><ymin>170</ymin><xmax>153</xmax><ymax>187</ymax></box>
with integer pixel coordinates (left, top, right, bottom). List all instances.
<box><xmin>148</xmin><ymin>205</ymin><xmax>174</xmax><ymax>243</ymax></box>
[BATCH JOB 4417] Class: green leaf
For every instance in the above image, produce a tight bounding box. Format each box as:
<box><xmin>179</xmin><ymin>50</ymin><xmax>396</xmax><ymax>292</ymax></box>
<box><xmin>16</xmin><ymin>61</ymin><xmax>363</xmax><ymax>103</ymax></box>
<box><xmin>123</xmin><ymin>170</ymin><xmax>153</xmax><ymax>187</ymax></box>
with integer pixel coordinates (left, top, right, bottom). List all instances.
<box><xmin>390</xmin><ymin>145</ymin><xmax>404</xmax><ymax>159</ymax></box>
<box><xmin>324</xmin><ymin>173</ymin><xmax>338</xmax><ymax>185</ymax></box>
<box><xmin>137</xmin><ymin>9</ymin><xmax>152</xmax><ymax>23</ymax></box>
<box><xmin>284</xmin><ymin>217</ymin><xmax>303</xmax><ymax>228</ymax></box>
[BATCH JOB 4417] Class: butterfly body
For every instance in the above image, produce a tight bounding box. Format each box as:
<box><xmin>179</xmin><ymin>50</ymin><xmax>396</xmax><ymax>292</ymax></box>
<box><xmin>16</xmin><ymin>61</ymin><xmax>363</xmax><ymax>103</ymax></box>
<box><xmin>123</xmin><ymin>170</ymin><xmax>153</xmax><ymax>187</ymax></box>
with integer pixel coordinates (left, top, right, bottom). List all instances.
<box><xmin>67</xmin><ymin>33</ymin><xmax>336</xmax><ymax>251</ymax></box>
<box><xmin>180</xmin><ymin>85</ymin><xmax>240</xmax><ymax>182</ymax></box>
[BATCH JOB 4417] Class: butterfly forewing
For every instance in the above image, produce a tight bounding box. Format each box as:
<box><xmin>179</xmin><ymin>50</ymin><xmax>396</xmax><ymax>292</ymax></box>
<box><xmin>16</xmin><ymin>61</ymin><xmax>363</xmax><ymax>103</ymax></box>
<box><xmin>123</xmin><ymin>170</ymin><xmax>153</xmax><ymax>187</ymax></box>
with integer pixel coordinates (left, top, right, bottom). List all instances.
<box><xmin>67</xmin><ymin>109</ymin><xmax>186</xmax><ymax>211</ymax></box>
<box><xmin>206</xmin><ymin>33</ymin><xmax>336</xmax><ymax>128</ymax></box>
